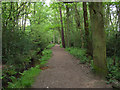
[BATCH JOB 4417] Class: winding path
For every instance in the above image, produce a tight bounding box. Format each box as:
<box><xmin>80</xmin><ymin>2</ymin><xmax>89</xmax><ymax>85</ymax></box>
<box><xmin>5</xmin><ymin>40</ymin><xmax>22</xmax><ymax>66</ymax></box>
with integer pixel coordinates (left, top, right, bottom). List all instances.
<box><xmin>32</xmin><ymin>45</ymin><xmax>111</xmax><ymax>88</ymax></box>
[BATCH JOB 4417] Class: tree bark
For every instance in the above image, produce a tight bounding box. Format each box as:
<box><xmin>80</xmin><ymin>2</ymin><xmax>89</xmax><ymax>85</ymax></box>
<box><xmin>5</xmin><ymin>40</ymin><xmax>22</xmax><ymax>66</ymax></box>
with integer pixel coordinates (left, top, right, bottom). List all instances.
<box><xmin>83</xmin><ymin>2</ymin><xmax>91</xmax><ymax>56</ymax></box>
<box><xmin>105</xmin><ymin>4</ymin><xmax>110</xmax><ymax>29</ymax></box>
<box><xmin>34</xmin><ymin>2</ymin><xmax>36</xmax><ymax>23</ymax></box>
<box><xmin>22</xmin><ymin>16</ymin><xmax>24</xmax><ymax>31</ymax></box>
<box><xmin>59</xmin><ymin>5</ymin><xmax>65</xmax><ymax>48</ymax></box>
<box><xmin>118</xmin><ymin>4</ymin><xmax>120</xmax><ymax>31</ymax></box>
<box><xmin>24</xmin><ymin>3</ymin><xmax>28</xmax><ymax>31</ymax></box>
<box><xmin>66</xmin><ymin>4</ymin><xmax>70</xmax><ymax>47</ymax></box>
<box><xmin>64</xmin><ymin>9</ymin><xmax>68</xmax><ymax>47</ymax></box>
<box><xmin>89</xmin><ymin>2</ymin><xmax>108</xmax><ymax>77</ymax></box>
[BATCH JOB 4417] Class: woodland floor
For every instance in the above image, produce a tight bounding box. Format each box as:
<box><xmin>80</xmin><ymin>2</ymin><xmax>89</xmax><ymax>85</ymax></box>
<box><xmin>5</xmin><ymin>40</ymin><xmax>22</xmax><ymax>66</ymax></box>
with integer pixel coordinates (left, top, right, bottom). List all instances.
<box><xmin>32</xmin><ymin>45</ymin><xmax>111</xmax><ymax>88</ymax></box>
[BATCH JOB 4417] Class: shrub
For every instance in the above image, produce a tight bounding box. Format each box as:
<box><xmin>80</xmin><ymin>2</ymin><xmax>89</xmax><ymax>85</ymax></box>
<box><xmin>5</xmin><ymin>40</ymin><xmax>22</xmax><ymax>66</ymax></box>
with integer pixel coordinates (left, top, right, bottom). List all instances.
<box><xmin>7</xmin><ymin>65</ymin><xmax>41</xmax><ymax>88</ymax></box>
<box><xmin>46</xmin><ymin>44</ymin><xmax>55</xmax><ymax>49</ymax></box>
<box><xmin>66</xmin><ymin>47</ymin><xmax>89</xmax><ymax>64</ymax></box>
<box><xmin>7</xmin><ymin>48</ymin><xmax>52</xmax><ymax>88</ymax></box>
<box><xmin>106</xmin><ymin>57</ymin><xmax>120</xmax><ymax>82</ymax></box>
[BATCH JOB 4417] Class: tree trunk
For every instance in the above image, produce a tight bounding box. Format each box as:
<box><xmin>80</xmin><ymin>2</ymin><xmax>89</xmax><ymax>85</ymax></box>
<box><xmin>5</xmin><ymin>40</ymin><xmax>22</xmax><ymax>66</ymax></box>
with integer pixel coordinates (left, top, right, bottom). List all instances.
<box><xmin>16</xmin><ymin>2</ymin><xmax>19</xmax><ymax>30</ymax></box>
<box><xmin>59</xmin><ymin>5</ymin><xmax>65</xmax><ymax>48</ymax></box>
<box><xmin>24</xmin><ymin>14</ymin><xmax>27</xmax><ymax>31</ymax></box>
<box><xmin>66</xmin><ymin>4</ymin><xmax>70</xmax><ymax>47</ymax></box>
<box><xmin>34</xmin><ymin>2</ymin><xmax>36</xmax><ymax>23</ymax></box>
<box><xmin>89</xmin><ymin>2</ymin><xmax>108</xmax><ymax>77</ymax></box>
<box><xmin>22</xmin><ymin>16</ymin><xmax>24</xmax><ymax>31</ymax></box>
<box><xmin>24</xmin><ymin>4</ymin><xmax>28</xmax><ymax>31</ymax></box>
<box><xmin>63</xmin><ymin>8</ymin><xmax>67</xmax><ymax>46</ymax></box>
<box><xmin>53</xmin><ymin>30</ymin><xmax>55</xmax><ymax>44</ymax></box>
<box><xmin>118</xmin><ymin>4</ymin><xmax>120</xmax><ymax>32</ymax></box>
<box><xmin>105</xmin><ymin>4</ymin><xmax>110</xmax><ymax>29</ymax></box>
<box><xmin>83</xmin><ymin>2</ymin><xmax>91</xmax><ymax>56</ymax></box>
<box><xmin>58</xmin><ymin>36</ymin><xmax>60</xmax><ymax>44</ymax></box>
<box><xmin>20</xmin><ymin>18</ymin><xmax>21</xmax><ymax>30</ymax></box>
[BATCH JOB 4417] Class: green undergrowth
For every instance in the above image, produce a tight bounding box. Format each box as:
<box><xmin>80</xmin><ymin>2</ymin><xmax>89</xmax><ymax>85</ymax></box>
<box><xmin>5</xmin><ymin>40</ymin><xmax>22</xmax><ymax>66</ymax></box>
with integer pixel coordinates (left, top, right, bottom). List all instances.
<box><xmin>66</xmin><ymin>47</ymin><xmax>89</xmax><ymax>64</ymax></box>
<box><xmin>106</xmin><ymin>57</ymin><xmax>120</xmax><ymax>84</ymax></box>
<box><xmin>65</xmin><ymin>47</ymin><xmax>94</xmax><ymax>73</ymax></box>
<box><xmin>7</xmin><ymin>44</ymin><xmax>53</xmax><ymax>88</ymax></box>
<box><xmin>7</xmin><ymin>65</ymin><xmax>41</xmax><ymax>88</ymax></box>
<box><xmin>46</xmin><ymin>44</ymin><xmax>55</xmax><ymax>49</ymax></box>
<box><xmin>39</xmin><ymin>49</ymin><xmax>52</xmax><ymax>67</ymax></box>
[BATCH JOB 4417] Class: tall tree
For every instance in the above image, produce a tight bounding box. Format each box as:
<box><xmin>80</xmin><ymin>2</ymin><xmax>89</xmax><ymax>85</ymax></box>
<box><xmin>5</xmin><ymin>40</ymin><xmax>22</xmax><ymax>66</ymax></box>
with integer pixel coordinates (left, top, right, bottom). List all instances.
<box><xmin>34</xmin><ymin>2</ymin><xmax>36</xmax><ymax>23</ymax></box>
<box><xmin>118</xmin><ymin>3</ymin><xmax>120</xmax><ymax>31</ymax></box>
<box><xmin>59</xmin><ymin>4</ymin><xmax>65</xmax><ymax>48</ymax></box>
<box><xmin>89</xmin><ymin>2</ymin><xmax>108</xmax><ymax>77</ymax></box>
<box><xmin>83</xmin><ymin>2</ymin><xmax>91</xmax><ymax>56</ymax></box>
<box><xmin>105</xmin><ymin>4</ymin><xmax>110</xmax><ymax>29</ymax></box>
<box><xmin>66</xmin><ymin>3</ymin><xmax>70</xmax><ymax>47</ymax></box>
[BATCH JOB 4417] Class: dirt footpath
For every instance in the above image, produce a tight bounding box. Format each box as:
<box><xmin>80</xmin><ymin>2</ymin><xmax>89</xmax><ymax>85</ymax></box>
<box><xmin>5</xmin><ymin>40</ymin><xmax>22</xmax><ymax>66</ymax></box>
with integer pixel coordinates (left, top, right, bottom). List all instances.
<box><xmin>32</xmin><ymin>45</ymin><xmax>111</xmax><ymax>88</ymax></box>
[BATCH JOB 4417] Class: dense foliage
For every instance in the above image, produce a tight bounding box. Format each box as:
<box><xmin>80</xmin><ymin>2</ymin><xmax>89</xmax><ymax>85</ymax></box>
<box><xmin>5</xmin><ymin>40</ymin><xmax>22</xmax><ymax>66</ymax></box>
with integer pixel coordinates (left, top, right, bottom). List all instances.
<box><xmin>2</xmin><ymin>2</ymin><xmax>54</xmax><ymax>88</ymax></box>
<box><xmin>7</xmin><ymin>48</ymin><xmax>53</xmax><ymax>88</ymax></box>
<box><xmin>1</xmin><ymin>1</ymin><xmax>120</xmax><ymax>88</ymax></box>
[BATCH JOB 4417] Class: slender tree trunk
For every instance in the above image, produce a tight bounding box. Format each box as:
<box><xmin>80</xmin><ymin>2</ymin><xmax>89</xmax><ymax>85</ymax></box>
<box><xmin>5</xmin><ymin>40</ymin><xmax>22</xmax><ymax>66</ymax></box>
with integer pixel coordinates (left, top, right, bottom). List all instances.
<box><xmin>24</xmin><ymin>15</ymin><xmax>26</xmax><ymax>31</ymax></box>
<box><xmin>0</xmin><ymin>3</ymin><xmax>1</xmax><ymax>81</ymax></box>
<box><xmin>89</xmin><ymin>2</ymin><xmax>108</xmax><ymax>77</ymax></box>
<box><xmin>105</xmin><ymin>4</ymin><xmax>110</xmax><ymax>29</ymax></box>
<box><xmin>28</xmin><ymin>3</ymin><xmax>32</xmax><ymax>32</ymax></box>
<box><xmin>16</xmin><ymin>2</ymin><xmax>19</xmax><ymax>30</ymax></box>
<box><xmin>34</xmin><ymin>2</ymin><xmax>36</xmax><ymax>23</ymax></box>
<box><xmin>59</xmin><ymin>5</ymin><xmax>65</xmax><ymax>48</ymax></box>
<box><xmin>64</xmin><ymin>9</ymin><xmax>68</xmax><ymax>47</ymax></box>
<box><xmin>24</xmin><ymin>4</ymin><xmax>28</xmax><ymax>31</ymax></box>
<box><xmin>22</xmin><ymin>16</ymin><xmax>24</xmax><ymax>31</ymax></box>
<box><xmin>66</xmin><ymin>4</ymin><xmax>70</xmax><ymax>47</ymax></box>
<box><xmin>58</xmin><ymin>36</ymin><xmax>60</xmax><ymax>44</ymax></box>
<box><xmin>2</xmin><ymin>3</ymin><xmax>6</xmax><ymax>30</ymax></box>
<box><xmin>53</xmin><ymin>30</ymin><xmax>55</xmax><ymax>44</ymax></box>
<box><xmin>83</xmin><ymin>2</ymin><xmax>91</xmax><ymax>55</ymax></box>
<box><xmin>20</xmin><ymin>18</ymin><xmax>21</xmax><ymax>30</ymax></box>
<box><xmin>110</xmin><ymin>11</ymin><xmax>114</xmax><ymax>31</ymax></box>
<box><xmin>118</xmin><ymin>4</ymin><xmax>120</xmax><ymax>32</ymax></box>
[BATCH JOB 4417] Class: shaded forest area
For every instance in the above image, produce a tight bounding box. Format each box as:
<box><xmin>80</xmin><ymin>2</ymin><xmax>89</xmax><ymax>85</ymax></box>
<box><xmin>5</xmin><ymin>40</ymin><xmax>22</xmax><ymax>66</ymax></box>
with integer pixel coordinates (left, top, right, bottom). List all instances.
<box><xmin>1</xmin><ymin>1</ymin><xmax>120</xmax><ymax>88</ymax></box>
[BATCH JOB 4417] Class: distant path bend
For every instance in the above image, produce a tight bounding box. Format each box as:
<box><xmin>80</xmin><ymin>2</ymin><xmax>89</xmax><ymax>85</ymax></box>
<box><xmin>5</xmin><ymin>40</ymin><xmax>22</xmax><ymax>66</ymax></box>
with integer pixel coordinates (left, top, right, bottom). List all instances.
<box><xmin>32</xmin><ymin>45</ymin><xmax>111</xmax><ymax>88</ymax></box>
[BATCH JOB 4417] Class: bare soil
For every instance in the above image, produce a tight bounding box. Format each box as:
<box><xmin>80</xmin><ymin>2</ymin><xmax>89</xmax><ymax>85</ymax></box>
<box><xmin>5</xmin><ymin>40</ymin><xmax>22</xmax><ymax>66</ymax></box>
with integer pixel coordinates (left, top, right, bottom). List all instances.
<box><xmin>32</xmin><ymin>45</ymin><xmax>111</xmax><ymax>88</ymax></box>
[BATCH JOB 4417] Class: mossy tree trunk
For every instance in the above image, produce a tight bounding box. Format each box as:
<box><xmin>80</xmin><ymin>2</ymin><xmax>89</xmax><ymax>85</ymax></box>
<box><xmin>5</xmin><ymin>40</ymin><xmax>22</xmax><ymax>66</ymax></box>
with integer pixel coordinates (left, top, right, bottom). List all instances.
<box><xmin>89</xmin><ymin>2</ymin><xmax>108</xmax><ymax>77</ymax></box>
